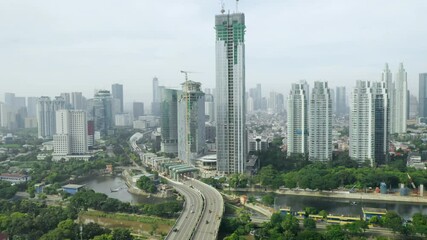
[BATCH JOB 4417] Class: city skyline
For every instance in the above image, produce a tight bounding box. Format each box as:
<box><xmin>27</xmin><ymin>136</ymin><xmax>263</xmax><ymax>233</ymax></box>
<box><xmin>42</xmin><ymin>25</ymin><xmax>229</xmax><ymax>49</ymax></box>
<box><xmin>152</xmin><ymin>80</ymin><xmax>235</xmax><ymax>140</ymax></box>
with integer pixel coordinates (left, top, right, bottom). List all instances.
<box><xmin>1</xmin><ymin>1</ymin><xmax>426</xmax><ymax>106</ymax></box>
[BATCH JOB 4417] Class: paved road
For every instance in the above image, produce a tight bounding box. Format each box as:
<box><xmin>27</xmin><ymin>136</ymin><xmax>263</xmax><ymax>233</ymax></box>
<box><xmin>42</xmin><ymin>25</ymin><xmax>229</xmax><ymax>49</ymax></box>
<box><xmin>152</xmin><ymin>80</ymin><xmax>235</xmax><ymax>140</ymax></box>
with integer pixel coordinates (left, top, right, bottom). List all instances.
<box><xmin>165</xmin><ymin>180</ymin><xmax>204</xmax><ymax>240</ymax></box>
<box><xmin>189</xmin><ymin>179</ymin><xmax>224</xmax><ymax>240</ymax></box>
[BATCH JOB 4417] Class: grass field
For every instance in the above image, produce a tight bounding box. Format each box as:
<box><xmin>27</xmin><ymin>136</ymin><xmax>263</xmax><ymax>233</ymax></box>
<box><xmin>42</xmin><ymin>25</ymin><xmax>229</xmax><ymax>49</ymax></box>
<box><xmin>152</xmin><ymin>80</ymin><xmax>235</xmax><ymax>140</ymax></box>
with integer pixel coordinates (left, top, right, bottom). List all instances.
<box><xmin>79</xmin><ymin>210</ymin><xmax>175</xmax><ymax>238</ymax></box>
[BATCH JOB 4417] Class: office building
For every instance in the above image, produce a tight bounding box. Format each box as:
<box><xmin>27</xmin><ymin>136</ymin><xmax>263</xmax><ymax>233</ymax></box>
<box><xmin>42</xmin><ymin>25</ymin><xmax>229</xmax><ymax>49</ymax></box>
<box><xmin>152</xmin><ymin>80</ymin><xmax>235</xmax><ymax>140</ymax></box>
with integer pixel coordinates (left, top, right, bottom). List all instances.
<box><xmin>160</xmin><ymin>88</ymin><xmax>180</xmax><ymax>154</ymax></box>
<box><xmin>2</xmin><ymin>93</ymin><xmax>27</xmax><ymax>130</ymax></box>
<box><xmin>87</xmin><ymin>90</ymin><xmax>113</xmax><ymax>136</ymax></box>
<box><xmin>115</xmin><ymin>113</ymin><xmax>131</xmax><ymax>127</ymax></box>
<box><xmin>133</xmin><ymin>102</ymin><xmax>144</xmax><ymax>119</ymax></box>
<box><xmin>205</xmin><ymin>93</ymin><xmax>215</xmax><ymax>123</ymax></box>
<box><xmin>268</xmin><ymin>91</ymin><xmax>285</xmax><ymax>114</ymax></box>
<box><xmin>60</xmin><ymin>93</ymin><xmax>72</xmax><ymax>109</ymax></box>
<box><xmin>27</xmin><ymin>97</ymin><xmax>38</xmax><ymax>117</ymax></box>
<box><xmin>336</xmin><ymin>87</ymin><xmax>347</xmax><ymax>116</ymax></box>
<box><xmin>393</xmin><ymin>63</ymin><xmax>407</xmax><ymax>133</ymax></box>
<box><xmin>350</xmin><ymin>81</ymin><xmax>389</xmax><ymax>166</ymax></box>
<box><xmin>71</xmin><ymin>92</ymin><xmax>84</xmax><ymax>110</ymax></box>
<box><xmin>409</xmin><ymin>94</ymin><xmax>418</xmax><ymax>119</ymax></box>
<box><xmin>420</xmin><ymin>73</ymin><xmax>427</xmax><ymax>118</ymax></box>
<box><xmin>287</xmin><ymin>83</ymin><xmax>308</xmax><ymax>157</ymax></box>
<box><xmin>4</xmin><ymin>93</ymin><xmax>15</xmax><ymax>107</ymax></box>
<box><xmin>177</xmin><ymin>80</ymin><xmax>206</xmax><ymax>164</ymax></box>
<box><xmin>247</xmin><ymin>96</ymin><xmax>254</xmax><ymax>113</ymax></box>
<box><xmin>215</xmin><ymin>11</ymin><xmax>247</xmax><ymax>174</ymax></box>
<box><xmin>112</xmin><ymin>83</ymin><xmax>124</xmax><ymax>113</ymax></box>
<box><xmin>309</xmin><ymin>82</ymin><xmax>332</xmax><ymax>161</ymax></box>
<box><xmin>111</xmin><ymin>98</ymin><xmax>122</xmax><ymax>117</ymax></box>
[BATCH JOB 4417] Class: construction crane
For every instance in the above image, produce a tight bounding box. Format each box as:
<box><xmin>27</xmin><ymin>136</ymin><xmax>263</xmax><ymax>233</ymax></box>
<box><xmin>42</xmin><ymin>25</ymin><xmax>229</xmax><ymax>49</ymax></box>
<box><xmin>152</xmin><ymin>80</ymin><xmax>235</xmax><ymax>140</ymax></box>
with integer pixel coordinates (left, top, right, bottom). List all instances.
<box><xmin>180</xmin><ymin>70</ymin><xmax>196</xmax><ymax>82</ymax></box>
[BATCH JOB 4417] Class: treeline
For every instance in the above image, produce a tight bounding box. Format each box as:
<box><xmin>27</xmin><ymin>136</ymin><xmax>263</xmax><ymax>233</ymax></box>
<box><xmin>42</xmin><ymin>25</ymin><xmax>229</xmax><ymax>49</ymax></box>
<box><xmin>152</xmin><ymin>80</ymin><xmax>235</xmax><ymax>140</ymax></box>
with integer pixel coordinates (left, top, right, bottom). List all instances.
<box><xmin>70</xmin><ymin>189</ymin><xmax>182</xmax><ymax>218</ymax></box>
<box><xmin>0</xmin><ymin>189</ymin><xmax>182</xmax><ymax>239</ymax></box>
<box><xmin>255</xmin><ymin>163</ymin><xmax>427</xmax><ymax>190</ymax></box>
<box><xmin>203</xmin><ymin>161</ymin><xmax>427</xmax><ymax>191</ymax></box>
<box><xmin>246</xmin><ymin>139</ymin><xmax>427</xmax><ymax>190</ymax></box>
<box><xmin>223</xmin><ymin>209</ymin><xmax>427</xmax><ymax>240</ymax></box>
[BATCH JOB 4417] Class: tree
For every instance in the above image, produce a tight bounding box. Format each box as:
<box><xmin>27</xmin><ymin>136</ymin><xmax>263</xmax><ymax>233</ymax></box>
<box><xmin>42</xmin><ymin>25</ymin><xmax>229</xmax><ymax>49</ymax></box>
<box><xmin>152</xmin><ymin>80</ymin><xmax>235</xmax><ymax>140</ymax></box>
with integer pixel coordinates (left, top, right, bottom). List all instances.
<box><xmin>82</xmin><ymin>222</ymin><xmax>110</xmax><ymax>239</ymax></box>
<box><xmin>93</xmin><ymin>234</ymin><xmax>113</xmax><ymax>240</ymax></box>
<box><xmin>256</xmin><ymin>165</ymin><xmax>282</xmax><ymax>189</ymax></box>
<box><xmin>224</xmin><ymin>232</ymin><xmax>242</xmax><ymax>240</ymax></box>
<box><xmin>303</xmin><ymin>218</ymin><xmax>316</xmax><ymax>230</ymax></box>
<box><xmin>369</xmin><ymin>216</ymin><xmax>381</xmax><ymax>226</ymax></box>
<box><xmin>112</xmin><ymin>228</ymin><xmax>133</xmax><ymax>240</ymax></box>
<box><xmin>247</xmin><ymin>196</ymin><xmax>256</xmax><ymax>204</ymax></box>
<box><xmin>136</xmin><ymin>176</ymin><xmax>157</xmax><ymax>193</ymax></box>
<box><xmin>382</xmin><ymin>211</ymin><xmax>403</xmax><ymax>233</ymax></box>
<box><xmin>39</xmin><ymin>219</ymin><xmax>79</xmax><ymax>240</ymax></box>
<box><xmin>281</xmin><ymin>214</ymin><xmax>300</xmax><ymax>236</ymax></box>
<box><xmin>324</xmin><ymin>225</ymin><xmax>349</xmax><ymax>240</ymax></box>
<box><xmin>0</xmin><ymin>180</ymin><xmax>18</xmax><ymax>199</ymax></box>
<box><xmin>261</xmin><ymin>192</ymin><xmax>275</xmax><ymax>206</ymax></box>
<box><xmin>228</xmin><ymin>174</ymin><xmax>248</xmax><ymax>188</ymax></box>
<box><xmin>297</xmin><ymin>230</ymin><xmax>324</xmax><ymax>240</ymax></box>
<box><xmin>319</xmin><ymin>210</ymin><xmax>328</xmax><ymax>219</ymax></box>
<box><xmin>344</xmin><ymin>221</ymin><xmax>364</xmax><ymax>235</ymax></box>
<box><xmin>304</xmin><ymin>207</ymin><xmax>318</xmax><ymax>215</ymax></box>
<box><xmin>412</xmin><ymin>213</ymin><xmax>427</xmax><ymax>236</ymax></box>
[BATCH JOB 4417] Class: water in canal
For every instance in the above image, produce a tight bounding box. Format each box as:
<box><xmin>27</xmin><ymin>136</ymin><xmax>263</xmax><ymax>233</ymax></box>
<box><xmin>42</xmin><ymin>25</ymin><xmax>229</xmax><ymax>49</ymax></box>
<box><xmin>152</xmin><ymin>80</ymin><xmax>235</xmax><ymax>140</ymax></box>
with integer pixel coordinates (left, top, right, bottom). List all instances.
<box><xmin>81</xmin><ymin>175</ymin><xmax>171</xmax><ymax>204</ymax></box>
<box><xmin>242</xmin><ymin>192</ymin><xmax>427</xmax><ymax>220</ymax></box>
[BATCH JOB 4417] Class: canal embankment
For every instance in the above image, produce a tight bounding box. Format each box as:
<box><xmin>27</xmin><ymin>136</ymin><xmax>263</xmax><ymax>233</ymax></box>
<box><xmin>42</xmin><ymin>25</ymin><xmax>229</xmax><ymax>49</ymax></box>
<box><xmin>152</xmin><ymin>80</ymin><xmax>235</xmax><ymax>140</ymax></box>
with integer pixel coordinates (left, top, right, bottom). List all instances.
<box><xmin>229</xmin><ymin>187</ymin><xmax>427</xmax><ymax>204</ymax></box>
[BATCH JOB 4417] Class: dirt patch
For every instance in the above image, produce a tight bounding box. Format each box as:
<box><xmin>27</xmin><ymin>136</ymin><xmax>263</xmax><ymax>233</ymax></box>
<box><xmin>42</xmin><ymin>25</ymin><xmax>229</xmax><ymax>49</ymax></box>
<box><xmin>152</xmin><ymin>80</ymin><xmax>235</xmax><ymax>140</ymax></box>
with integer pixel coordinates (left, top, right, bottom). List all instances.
<box><xmin>79</xmin><ymin>212</ymin><xmax>173</xmax><ymax>237</ymax></box>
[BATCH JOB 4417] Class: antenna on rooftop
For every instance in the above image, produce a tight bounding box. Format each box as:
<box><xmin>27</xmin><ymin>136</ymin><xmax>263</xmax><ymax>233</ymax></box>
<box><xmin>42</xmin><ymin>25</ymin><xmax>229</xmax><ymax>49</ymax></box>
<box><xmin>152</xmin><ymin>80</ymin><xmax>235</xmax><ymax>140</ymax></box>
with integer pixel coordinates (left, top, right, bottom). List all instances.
<box><xmin>236</xmin><ymin>0</ymin><xmax>239</xmax><ymax>13</ymax></box>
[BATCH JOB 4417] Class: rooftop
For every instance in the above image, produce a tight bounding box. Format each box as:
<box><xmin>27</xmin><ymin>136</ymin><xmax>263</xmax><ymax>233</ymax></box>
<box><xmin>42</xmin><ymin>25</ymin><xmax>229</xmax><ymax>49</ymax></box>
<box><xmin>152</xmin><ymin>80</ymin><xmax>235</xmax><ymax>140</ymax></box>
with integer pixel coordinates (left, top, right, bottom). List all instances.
<box><xmin>362</xmin><ymin>207</ymin><xmax>387</xmax><ymax>214</ymax></box>
<box><xmin>62</xmin><ymin>184</ymin><xmax>84</xmax><ymax>189</ymax></box>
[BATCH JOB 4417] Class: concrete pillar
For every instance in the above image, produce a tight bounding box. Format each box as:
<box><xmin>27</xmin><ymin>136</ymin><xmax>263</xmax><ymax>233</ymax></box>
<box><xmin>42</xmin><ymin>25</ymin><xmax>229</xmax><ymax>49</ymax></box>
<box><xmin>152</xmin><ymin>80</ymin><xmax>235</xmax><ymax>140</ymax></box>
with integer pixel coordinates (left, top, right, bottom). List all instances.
<box><xmin>400</xmin><ymin>183</ymin><xmax>405</xmax><ymax>189</ymax></box>
<box><xmin>420</xmin><ymin>184</ymin><xmax>424</xmax><ymax>197</ymax></box>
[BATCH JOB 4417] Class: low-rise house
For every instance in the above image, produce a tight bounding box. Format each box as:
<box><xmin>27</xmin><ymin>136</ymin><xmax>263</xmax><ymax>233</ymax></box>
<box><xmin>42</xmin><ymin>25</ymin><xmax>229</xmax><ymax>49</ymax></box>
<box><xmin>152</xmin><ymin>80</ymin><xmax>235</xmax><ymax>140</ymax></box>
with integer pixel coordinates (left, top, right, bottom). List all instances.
<box><xmin>0</xmin><ymin>173</ymin><xmax>31</xmax><ymax>183</ymax></box>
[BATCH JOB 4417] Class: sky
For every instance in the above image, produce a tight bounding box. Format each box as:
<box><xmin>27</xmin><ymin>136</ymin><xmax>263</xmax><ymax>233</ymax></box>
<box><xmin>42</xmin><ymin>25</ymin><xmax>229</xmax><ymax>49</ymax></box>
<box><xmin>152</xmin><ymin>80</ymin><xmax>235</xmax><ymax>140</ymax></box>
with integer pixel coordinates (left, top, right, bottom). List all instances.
<box><xmin>1</xmin><ymin>0</ymin><xmax>427</xmax><ymax>110</ymax></box>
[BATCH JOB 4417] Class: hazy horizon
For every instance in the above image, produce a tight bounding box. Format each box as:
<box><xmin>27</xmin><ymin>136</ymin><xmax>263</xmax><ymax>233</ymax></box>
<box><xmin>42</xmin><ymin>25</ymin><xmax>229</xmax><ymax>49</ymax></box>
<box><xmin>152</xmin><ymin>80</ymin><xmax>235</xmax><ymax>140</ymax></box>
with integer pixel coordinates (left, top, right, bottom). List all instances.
<box><xmin>1</xmin><ymin>0</ymin><xmax>426</xmax><ymax>108</ymax></box>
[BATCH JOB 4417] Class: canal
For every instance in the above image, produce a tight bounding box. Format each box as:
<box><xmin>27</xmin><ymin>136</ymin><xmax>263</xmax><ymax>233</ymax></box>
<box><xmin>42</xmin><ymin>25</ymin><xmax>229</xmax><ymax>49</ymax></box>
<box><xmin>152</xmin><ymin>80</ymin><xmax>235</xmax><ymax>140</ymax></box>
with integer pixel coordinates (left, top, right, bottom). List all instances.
<box><xmin>240</xmin><ymin>192</ymin><xmax>427</xmax><ymax>220</ymax></box>
<box><xmin>81</xmin><ymin>175</ymin><xmax>172</xmax><ymax>204</ymax></box>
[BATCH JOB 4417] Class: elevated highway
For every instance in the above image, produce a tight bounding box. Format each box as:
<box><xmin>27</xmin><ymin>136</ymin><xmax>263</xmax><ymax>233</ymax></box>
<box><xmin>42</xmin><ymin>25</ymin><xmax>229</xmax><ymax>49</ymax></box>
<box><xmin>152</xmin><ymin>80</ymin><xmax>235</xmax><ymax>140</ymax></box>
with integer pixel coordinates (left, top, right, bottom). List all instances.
<box><xmin>165</xmin><ymin>180</ymin><xmax>203</xmax><ymax>240</ymax></box>
<box><xmin>189</xmin><ymin>179</ymin><xmax>224</xmax><ymax>240</ymax></box>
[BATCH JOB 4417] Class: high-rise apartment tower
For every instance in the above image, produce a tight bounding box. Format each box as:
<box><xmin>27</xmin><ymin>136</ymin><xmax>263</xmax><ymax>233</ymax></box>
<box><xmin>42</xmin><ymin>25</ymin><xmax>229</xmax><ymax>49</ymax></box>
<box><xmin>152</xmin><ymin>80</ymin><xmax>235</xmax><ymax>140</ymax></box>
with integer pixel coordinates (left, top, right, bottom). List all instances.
<box><xmin>309</xmin><ymin>82</ymin><xmax>332</xmax><ymax>161</ymax></box>
<box><xmin>215</xmin><ymin>11</ymin><xmax>247</xmax><ymax>174</ymax></box>
<box><xmin>287</xmin><ymin>83</ymin><xmax>308</xmax><ymax>157</ymax></box>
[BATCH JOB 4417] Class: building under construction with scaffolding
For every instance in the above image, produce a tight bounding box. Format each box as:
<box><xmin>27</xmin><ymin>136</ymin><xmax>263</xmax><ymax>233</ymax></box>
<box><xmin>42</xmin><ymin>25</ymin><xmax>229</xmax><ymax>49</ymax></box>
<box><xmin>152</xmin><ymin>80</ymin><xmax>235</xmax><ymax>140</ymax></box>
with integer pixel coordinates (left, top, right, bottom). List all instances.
<box><xmin>177</xmin><ymin>80</ymin><xmax>206</xmax><ymax>165</ymax></box>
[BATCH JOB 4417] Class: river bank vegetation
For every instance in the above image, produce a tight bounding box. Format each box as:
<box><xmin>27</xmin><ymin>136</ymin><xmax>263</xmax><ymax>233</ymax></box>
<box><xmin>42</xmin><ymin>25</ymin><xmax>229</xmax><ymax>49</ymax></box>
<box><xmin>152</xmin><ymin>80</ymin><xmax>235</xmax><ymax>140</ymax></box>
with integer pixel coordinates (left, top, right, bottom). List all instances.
<box><xmin>203</xmin><ymin>138</ymin><xmax>427</xmax><ymax>192</ymax></box>
<box><xmin>221</xmin><ymin>204</ymin><xmax>427</xmax><ymax>240</ymax></box>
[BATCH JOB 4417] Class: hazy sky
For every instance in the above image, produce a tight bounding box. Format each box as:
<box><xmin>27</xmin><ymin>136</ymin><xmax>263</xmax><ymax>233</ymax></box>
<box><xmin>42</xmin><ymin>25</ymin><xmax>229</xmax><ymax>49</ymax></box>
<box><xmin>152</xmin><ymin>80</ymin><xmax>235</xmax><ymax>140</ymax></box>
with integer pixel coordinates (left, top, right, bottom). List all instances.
<box><xmin>1</xmin><ymin>0</ymin><xmax>426</xmax><ymax>109</ymax></box>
